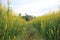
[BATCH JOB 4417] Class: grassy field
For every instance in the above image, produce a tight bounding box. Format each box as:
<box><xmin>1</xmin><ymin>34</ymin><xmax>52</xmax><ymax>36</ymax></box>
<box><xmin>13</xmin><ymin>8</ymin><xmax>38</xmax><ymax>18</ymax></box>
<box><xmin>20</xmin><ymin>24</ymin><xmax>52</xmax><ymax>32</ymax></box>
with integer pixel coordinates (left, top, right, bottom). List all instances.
<box><xmin>0</xmin><ymin>2</ymin><xmax>60</xmax><ymax>40</ymax></box>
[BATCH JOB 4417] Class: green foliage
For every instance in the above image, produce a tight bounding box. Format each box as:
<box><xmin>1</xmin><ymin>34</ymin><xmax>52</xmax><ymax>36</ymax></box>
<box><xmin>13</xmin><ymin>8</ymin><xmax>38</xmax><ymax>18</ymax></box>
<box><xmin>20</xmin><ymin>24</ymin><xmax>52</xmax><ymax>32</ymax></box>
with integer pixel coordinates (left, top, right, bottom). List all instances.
<box><xmin>0</xmin><ymin>2</ymin><xmax>60</xmax><ymax>40</ymax></box>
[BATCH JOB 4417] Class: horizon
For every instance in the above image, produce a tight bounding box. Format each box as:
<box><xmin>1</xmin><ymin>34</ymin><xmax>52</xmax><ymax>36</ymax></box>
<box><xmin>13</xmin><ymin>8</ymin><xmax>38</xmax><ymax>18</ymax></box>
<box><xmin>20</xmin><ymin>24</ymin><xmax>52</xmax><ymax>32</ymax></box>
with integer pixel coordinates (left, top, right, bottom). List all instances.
<box><xmin>1</xmin><ymin>0</ymin><xmax>60</xmax><ymax>16</ymax></box>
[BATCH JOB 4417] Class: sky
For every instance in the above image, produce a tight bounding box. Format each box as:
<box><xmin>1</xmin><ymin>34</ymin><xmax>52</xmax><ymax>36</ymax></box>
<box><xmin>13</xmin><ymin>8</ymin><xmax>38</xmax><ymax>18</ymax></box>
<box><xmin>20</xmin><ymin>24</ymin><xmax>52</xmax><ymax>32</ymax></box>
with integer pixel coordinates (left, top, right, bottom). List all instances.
<box><xmin>0</xmin><ymin>0</ymin><xmax>60</xmax><ymax>16</ymax></box>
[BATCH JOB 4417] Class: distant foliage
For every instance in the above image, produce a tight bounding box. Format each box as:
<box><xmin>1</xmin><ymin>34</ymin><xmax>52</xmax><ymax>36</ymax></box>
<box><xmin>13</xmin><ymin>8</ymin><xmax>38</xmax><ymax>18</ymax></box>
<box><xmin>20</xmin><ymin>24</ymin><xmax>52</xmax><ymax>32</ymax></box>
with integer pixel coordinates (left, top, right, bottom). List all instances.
<box><xmin>19</xmin><ymin>13</ymin><xmax>35</xmax><ymax>21</ymax></box>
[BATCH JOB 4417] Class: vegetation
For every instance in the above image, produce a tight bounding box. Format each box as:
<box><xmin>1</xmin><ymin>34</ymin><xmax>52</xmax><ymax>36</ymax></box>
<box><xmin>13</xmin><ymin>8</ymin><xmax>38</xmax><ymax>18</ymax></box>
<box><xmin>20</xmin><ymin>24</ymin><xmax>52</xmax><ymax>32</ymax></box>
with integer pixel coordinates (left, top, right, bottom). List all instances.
<box><xmin>19</xmin><ymin>13</ymin><xmax>35</xmax><ymax>21</ymax></box>
<box><xmin>0</xmin><ymin>1</ymin><xmax>60</xmax><ymax>40</ymax></box>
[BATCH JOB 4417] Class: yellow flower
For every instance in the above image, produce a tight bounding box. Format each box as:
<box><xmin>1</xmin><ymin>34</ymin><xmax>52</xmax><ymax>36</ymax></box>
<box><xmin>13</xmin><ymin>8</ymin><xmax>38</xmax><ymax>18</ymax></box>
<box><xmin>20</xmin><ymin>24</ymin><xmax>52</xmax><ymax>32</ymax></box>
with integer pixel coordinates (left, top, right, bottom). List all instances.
<box><xmin>14</xmin><ymin>36</ymin><xmax>16</xmax><ymax>40</ymax></box>
<box><xmin>4</xmin><ymin>14</ymin><xmax>8</xmax><ymax>21</ymax></box>
<box><xmin>2</xmin><ymin>36</ymin><xmax>4</xmax><ymax>40</ymax></box>
<box><xmin>0</xmin><ymin>2</ymin><xmax>2</xmax><ymax>10</ymax></box>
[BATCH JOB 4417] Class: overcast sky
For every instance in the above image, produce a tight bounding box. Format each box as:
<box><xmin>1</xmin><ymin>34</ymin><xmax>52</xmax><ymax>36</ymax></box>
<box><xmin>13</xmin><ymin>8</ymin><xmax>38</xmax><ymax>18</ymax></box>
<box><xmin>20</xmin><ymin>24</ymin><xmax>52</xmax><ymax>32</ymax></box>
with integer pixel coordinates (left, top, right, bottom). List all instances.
<box><xmin>1</xmin><ymin>0</ymin><xmax>60</xmax><ymax>16</ymax></box>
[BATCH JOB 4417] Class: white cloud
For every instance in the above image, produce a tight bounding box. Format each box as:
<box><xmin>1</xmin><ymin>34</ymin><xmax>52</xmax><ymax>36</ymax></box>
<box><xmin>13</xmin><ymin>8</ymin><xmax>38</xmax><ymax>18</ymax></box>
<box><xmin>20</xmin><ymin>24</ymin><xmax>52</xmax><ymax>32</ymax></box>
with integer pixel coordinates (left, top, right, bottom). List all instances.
<box><xmin>11</xmin><ymin>0</ymin><xmax>60</xmax><ymax>16</ymax></box>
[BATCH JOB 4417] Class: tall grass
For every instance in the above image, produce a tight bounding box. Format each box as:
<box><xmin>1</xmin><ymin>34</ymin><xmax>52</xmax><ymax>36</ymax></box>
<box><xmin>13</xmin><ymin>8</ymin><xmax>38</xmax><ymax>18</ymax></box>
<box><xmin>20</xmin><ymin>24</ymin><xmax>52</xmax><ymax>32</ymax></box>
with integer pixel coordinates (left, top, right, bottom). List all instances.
<box><xmin>0</xmin><ymin>2</ymin><xmax>60</xmax><ymax>40</ymax></box>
